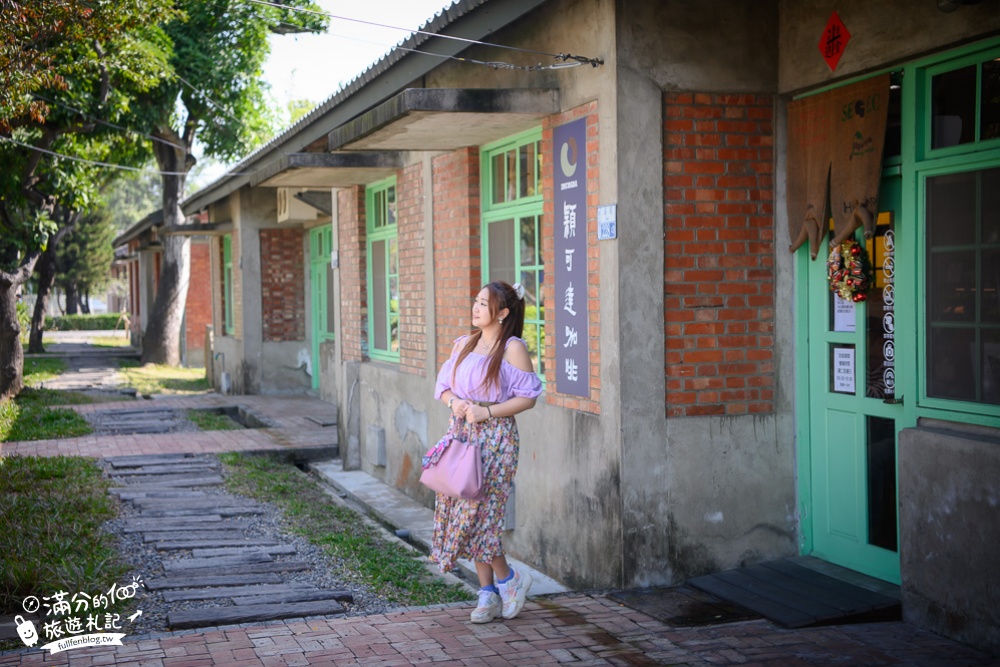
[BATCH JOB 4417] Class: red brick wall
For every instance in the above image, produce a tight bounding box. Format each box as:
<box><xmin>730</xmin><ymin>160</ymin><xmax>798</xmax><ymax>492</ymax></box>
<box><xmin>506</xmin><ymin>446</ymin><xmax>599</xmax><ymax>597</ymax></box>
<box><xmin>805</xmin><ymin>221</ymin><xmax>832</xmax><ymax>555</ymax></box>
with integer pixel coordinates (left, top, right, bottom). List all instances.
<box><xmin>663</xmin><ymin>92</ymin><xmax>775</xmax><ymax>417</ymax></box>
<box><xmin>260</xmin><ymin>228</ymin><xmax>305</xmax><ymax>342</ymax></box>
<box><xmin>397</xmin><ymin>163</ymin><xmax>426</xmax><ymax>375</ymax></box>
<box><xmin>338</xmin><ymin>186</ymin><xmax>366</xmax><ymax>362</ymax></box>
<box><xmin>184</xmin><ymin>239</ymin><xmax>212</xmax><ymax>352</ymax></box>
<box><xmin>432</xmin><ymin>148</ymin><xmax>481</xmax><ymax>367</ymax></box>
<box><xmin>541</xmin><ymin>102</ymin><xmax>602</xmax><ymax>414</ymax></box>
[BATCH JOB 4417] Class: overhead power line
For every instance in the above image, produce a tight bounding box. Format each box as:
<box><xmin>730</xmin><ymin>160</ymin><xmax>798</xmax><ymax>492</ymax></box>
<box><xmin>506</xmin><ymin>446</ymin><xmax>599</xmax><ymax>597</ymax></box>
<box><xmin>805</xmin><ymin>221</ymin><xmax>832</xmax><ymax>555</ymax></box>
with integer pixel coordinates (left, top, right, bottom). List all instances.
<box><xmin>245</xmin><ymin>0</ymin><xmax>605</xmax><ymax>70</ymax></box>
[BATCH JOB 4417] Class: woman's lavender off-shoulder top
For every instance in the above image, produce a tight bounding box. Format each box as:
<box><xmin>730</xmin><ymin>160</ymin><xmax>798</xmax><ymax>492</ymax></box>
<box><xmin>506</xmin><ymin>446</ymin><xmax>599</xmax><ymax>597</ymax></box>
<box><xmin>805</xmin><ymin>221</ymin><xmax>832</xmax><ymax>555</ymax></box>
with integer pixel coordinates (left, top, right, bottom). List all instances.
<box><xmin>434</xmin><ymin>336</ymin><xmax>542</xmax><ymax>404</ymax></box>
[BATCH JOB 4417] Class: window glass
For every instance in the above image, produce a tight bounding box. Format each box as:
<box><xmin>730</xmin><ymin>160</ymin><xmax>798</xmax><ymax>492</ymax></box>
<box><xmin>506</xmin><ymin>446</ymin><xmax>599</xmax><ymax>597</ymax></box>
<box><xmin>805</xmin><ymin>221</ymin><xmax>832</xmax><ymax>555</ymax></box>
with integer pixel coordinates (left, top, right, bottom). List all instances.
<box><xmin>980</xmin><ymin>58</ymin><xmax>1000</xmax><ymax>141</ymax></box>
<box><xmin>927</xmin><ymin>171</ymin><xmax>977</xmax><ymax>246</ymax></box>
<box><xmin>489</xmin><ymin>219</ymin><xmax>516</xmax><ymax>284</ymax></box>
<box><xmin>372</xmin><ymin>239</ymin><xmax>387</xmax><ymax>351</ymax></box>
<box><xmin>519</xmin><ymin>143</ymin><xmax>536</xmax><ymax>198</ymax></box>
<box><xmin>866</xmin><ymin>415</ymin><xmax>897</xmax><ymax>552</ymax></box>
<box><xmin>492</xmin><ymin>153</ymin><xmax>506</xmax><ymax>205</ymax></box>
<box><xmin>367</xmin><ymin>177</ymin><xmax>398</xmax><ymax>360</ymax></box>
<box><xmin>931</xmin><ymin>64</ymin><xmax>976</xmax><ymax>148</ymax></box>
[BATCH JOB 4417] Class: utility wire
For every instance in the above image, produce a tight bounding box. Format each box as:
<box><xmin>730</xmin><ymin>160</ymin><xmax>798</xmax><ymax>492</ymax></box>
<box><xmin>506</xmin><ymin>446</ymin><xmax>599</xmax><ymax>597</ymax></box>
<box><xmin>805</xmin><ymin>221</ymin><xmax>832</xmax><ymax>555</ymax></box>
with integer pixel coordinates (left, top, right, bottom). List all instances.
<box><xmin>246</xmin><ymin>0</ymin><xmax>604</xmax><ymax>68</ymax></box>
<box><xmin>0</xmin><ymin>135</ymin><xmax>252</xmax><ymax>177</ymax></box>
<box><xmin>32</xmin><ymin>94</ymin><xmax>188</xmax><ymax>151</ymax></box>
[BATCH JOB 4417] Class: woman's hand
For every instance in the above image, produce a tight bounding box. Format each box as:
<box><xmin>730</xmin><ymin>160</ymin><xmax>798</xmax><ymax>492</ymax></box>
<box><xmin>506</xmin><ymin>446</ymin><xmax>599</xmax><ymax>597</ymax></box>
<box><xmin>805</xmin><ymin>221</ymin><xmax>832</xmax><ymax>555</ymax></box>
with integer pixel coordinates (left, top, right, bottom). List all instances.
<box><xmin>451</xmin><ymin>398</ymin><xmax>470</xmax><ymax>418</ymax></box>
<box><xmin>463</xmin><ymin>403</ymin><xmax>490</xmax><ymax>423</ymax></box>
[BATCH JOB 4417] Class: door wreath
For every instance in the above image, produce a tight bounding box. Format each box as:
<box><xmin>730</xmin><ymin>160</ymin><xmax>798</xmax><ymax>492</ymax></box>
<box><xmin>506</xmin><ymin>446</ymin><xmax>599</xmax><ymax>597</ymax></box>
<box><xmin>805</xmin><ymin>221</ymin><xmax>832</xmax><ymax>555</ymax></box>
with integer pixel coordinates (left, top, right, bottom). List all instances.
<box><xmin>827</xmin><ymin>238</ymin><xmax>871</xmax><ymax>302</ymax></box>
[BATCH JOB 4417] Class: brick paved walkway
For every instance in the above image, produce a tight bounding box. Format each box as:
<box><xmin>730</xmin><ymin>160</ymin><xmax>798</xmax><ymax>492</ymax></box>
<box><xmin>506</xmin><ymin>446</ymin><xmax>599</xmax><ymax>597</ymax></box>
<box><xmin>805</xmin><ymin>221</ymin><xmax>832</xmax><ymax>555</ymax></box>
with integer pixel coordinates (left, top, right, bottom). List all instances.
<box><xmin>1</xmin><ymin>395</ymin><xmax>338</xmax><ymax>460</ymax></box>
<box><xmin>2</xmin><ymin>595</ymin><xmax>997</xmax><ymax>666</ymax></box>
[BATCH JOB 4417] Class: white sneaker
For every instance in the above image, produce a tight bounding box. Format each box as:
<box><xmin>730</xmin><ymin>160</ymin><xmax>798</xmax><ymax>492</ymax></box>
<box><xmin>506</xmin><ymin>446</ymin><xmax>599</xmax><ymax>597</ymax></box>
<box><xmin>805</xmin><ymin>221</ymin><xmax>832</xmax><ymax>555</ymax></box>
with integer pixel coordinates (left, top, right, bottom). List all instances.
<box><xmin>470</xmin><ymin>589</ymin><xmax>501</xmax><ymax>623</ymax></box>
<box><xmin>498</xmin><ymin>568</ymin><xmax>532</xmax><ymax>619</ymax></box>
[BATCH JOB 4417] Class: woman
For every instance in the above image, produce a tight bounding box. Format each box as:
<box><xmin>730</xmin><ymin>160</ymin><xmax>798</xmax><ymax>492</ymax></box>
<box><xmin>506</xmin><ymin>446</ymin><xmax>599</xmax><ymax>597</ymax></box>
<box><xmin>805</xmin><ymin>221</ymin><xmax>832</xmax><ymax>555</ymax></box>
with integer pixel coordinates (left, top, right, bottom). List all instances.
<box><xmin>432</xmin><ymin>280</ymin><xmax>542</xmax><ymax>623</ymax></box>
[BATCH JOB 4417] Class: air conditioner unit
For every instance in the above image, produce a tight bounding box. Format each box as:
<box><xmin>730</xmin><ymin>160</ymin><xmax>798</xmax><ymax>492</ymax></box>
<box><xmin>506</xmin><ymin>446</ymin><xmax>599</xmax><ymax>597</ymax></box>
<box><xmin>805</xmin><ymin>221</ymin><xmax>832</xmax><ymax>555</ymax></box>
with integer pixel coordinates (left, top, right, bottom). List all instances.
<box><xmin>276</xmin><ymin>188</ymin><xmax>318</xmax><ymax>223</ymax></box>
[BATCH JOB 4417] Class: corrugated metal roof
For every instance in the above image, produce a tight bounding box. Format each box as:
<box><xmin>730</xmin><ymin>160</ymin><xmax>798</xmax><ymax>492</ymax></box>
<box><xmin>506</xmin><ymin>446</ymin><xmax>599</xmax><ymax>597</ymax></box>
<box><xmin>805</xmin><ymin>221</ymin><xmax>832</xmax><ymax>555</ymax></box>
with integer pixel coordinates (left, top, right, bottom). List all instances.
<box><xmin>182</xmin><ymin>0</ymin><xmax>492</xmax><ymax>210</ymax></box>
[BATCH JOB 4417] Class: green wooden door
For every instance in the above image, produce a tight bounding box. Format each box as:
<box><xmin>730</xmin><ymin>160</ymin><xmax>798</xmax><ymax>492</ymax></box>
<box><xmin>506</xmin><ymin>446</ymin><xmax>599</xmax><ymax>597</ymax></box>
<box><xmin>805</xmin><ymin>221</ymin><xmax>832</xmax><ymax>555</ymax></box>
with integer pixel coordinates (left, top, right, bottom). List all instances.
<box><xmin>309</xmin><ymin>226</ymin><xmax>333</xmax><ymax>390</ymax></box>
<box><xmin>804</xmin><ymin>173</ymin><xmax>905</xmax><ymax>584</ymax></box>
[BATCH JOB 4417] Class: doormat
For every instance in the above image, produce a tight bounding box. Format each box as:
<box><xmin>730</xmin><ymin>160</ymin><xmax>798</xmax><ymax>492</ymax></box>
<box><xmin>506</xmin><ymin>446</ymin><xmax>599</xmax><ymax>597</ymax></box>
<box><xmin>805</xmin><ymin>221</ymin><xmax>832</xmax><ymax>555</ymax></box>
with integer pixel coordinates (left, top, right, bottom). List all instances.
<box><xmin>608</xmin><ymin>585</ymin><xmax>760</xmax><ymax>627</ymax></box>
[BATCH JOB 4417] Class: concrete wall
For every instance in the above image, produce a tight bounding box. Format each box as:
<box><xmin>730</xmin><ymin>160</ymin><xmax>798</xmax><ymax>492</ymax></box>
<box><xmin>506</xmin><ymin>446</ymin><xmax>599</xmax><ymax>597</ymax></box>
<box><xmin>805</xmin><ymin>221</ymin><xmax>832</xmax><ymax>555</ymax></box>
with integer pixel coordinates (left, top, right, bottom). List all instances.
<box><xmin>899</xmin><ymin>421</ymin><xmax>1000</xmax><ymax>656</ymax></box>
<box><xmin>778</xmin><ymin>0</ymin><xmax>1000</xmax><ymax>94</ymax></box>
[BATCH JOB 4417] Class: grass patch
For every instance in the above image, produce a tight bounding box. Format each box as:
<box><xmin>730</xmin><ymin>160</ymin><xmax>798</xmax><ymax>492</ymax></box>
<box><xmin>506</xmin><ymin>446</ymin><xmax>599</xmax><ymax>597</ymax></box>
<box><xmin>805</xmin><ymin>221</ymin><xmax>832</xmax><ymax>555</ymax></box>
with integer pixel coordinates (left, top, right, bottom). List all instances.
<box><xmin>188</xmin><ymin>410</ymin><xmax>243</xmax><ymax>431</ymax></box>
<box><xmin>87</xmin><ymin>335</ymin><xmax>132</xmax><ymax>348</ymax></box>
<box><xmin>0</xmin><ymin>456</ymin><xmax>131</xmax><ymax>650</ymax></box>
<box><xmin>220</xmin><ymin>453</ymin><xmax>472</xmax><ymax>606</ymax></box>
<box><xmin>1</xmin><ymin>389</ymin><xmax>94</xmax><ymax>442</ymax></box>
<box><xmin>116</xmin><ymin>360</ymin><xmax>209</xmax><ymax>396</ymax></box>
<box><xmin>23</xmin><ymin>357</ymin><xmax>68</xmax><ymax>385</ymax></box>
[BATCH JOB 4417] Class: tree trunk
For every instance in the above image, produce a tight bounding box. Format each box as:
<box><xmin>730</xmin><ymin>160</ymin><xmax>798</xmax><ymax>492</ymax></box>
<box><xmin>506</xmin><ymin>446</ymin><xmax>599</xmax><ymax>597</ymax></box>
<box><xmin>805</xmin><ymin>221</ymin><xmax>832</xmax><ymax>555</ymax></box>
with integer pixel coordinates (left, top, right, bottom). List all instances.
<box><xmin>82</xmin><ymin>289</ymin><xmax>90</xmax><ymax>314</ymax></box>
<box><xmin>143</xmin><ymin>137</ymin><xmax>190</xmax><ymax>366</ymax></box>
<box><xmin>65</xmin><ymin>283</ymin><xmax>79</xmax><ymax>315</ymax></box>
<box><xmin>28</xmin><ymin>243</ymin><xmax>58</xmax><ymax>353</ymax></box>
<box><xmin>0</xmin><ymin>253</ymin><xmax>41</xmax><ymax>402</ymax></box>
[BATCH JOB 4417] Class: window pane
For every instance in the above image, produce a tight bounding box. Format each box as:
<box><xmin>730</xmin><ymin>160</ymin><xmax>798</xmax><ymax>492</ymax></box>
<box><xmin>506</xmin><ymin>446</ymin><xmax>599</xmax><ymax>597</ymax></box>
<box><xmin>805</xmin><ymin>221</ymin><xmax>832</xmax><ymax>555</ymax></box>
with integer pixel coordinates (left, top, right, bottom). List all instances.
<box><xmin>520</xmin><ymin>216</ymin><xmax>538</xmax><ymax>267</ymax></box>
<box><xmin>389</xmin><ymin>276</ymin><xmax>399</xmax><ymax>353</ymax></box>
<box><xmin>488</xmin><ymin>219</ymin><xmax>516</xmax><ymax>284</ymax></box>
<box><xmin>506</xmin><ymin>150</ymin><xmax>517</xmax><ymax>202</ymax></box>
<box><xmin>373</xmin><ymin>190</ymin><xmax>384</xmax><ymax>229</ymax></box>
<box><xmin>372</xmin><ymin>240</ymin><xmax>387</xmax><ymax>351</ymax></box>
<box><xmin>386</xmin><ymin>186</ymin><xmax>396</xmax><ymax>226</ymax></box>
<box><xmin>928</xmin><ymin>250</ymin><xmax>976</xmax><ymax>323</ymax></box>
<box><xmin>519</xmin><ymin>143</ymin><xmax>536</xmax><ymax>198</ymax></box>
<box><xmin>884</xmin><ymin>79</ymin><xmax>902</xmax><ymax>160</ymax></box>
<box><xmin>927</xmin><ymin>326</ymin><xmax>976</xmax><ymax>401</ymax></box>
<box><xmin>520</xmin><ymin>269</ymin><xmax>538</xmax><ymax>308</ymax></box>
<box><xmin>984</xmin><ymin>329</ymin><xmax>1000</xmax><ymax>404</ymax></box>
<box><xmin>981</xmin><ymin>58</ymin><xmax>1000</xmax><ymax>141</ymax></box>
<box><xmin>389</xmin><ymin>238</ymin><xmax>398</xmax><ymax>276</ymax></box>
<box><xmin>932</xmin><ymin>64</ymin><xmax>976</xmax><ymax>148</ymax></box>
<box><xmin>983</xmin><ymin>248</ymin><xmax>1000</xmax><ymax>324</ymax></box>
<box><xmin>866</xmin><ymin>416</ymin><xmax>897</xmax><ymax>552</ymax></box>
<box><xmin>983</xmin><ymin>167</ymin><xmax>1000</xmax><ymax>245</ymax></box>
<box><xmin>492</xmin><ymin>153</ymin><xmax>506</xmax><ymax>204</ymax></box>
<box><xmin>927</xmin><ymin>171</ymin><xmax>977</xmax><ymax>247</ymax></box>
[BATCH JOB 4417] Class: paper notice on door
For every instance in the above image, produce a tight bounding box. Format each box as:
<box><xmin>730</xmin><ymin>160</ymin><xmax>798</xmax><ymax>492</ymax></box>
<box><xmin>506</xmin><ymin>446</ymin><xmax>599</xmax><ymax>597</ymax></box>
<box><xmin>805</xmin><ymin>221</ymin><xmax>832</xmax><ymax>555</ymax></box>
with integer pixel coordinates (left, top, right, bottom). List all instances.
<box><xmin>833</xmin><ymin>346</ymin><xmax>855</xmax><ymax>394</ymax></box>
<box><xmin>833</xmin><ymin>295</ymin><xmax>856</xmax><ymax>332</ymax></box>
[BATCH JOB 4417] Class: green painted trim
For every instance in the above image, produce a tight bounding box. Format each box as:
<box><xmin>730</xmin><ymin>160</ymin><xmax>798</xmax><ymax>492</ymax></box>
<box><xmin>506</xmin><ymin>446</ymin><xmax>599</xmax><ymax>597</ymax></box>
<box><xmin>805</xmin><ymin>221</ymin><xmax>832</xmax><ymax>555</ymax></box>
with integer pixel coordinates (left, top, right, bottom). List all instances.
<box><xmin>794</xmin><ymin>246</ymin><xmax>813</xmax><ymax>556</ymax></box>
<box><xmin>365</xmin><ymin>178</ymin><xmax>400</xmax><ymax>362</ymax></box>
<box><xmin>309</xmin><ymin>226</ymin><xmax>335</xmax><ymax>390</ymax></box>
<box><xmin>223</xmin><ymin>235</ymin><xmax>233</xmax><ymax>335</ymax></box>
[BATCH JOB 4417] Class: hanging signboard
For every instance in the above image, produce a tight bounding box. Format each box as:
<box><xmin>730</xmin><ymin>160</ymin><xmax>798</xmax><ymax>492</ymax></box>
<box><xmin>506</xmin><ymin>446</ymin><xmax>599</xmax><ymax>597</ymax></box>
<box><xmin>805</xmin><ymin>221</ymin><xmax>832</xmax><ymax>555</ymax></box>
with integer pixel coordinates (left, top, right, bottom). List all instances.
<box><xmin>553</xmin><ymin>118</ymin><xmax>589</xmax><ymax>397</ymax></box>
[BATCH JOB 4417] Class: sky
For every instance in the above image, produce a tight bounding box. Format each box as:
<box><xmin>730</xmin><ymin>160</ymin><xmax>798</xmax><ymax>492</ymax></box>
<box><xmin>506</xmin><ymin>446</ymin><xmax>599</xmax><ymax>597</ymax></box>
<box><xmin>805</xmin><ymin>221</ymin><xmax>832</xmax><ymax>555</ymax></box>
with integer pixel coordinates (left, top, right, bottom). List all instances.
<box><xmin>193</xmin><ymin>0</ymin><xmax>450</xmax><ymax>185</ymax></box>
<box><xmin>262</xmin><ymin>0</ymin><xmax>453</xmax><ymax>114</ymax></box>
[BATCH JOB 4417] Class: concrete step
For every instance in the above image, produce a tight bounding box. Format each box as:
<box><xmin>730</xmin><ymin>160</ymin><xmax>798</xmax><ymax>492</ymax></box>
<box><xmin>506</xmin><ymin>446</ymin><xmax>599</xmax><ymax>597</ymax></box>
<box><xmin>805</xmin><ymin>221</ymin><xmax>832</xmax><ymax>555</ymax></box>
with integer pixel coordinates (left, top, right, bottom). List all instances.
<box><xmin>309</xmin><ymin>459</ymin><xmax>569</xmax><ymax>597</ymax></box>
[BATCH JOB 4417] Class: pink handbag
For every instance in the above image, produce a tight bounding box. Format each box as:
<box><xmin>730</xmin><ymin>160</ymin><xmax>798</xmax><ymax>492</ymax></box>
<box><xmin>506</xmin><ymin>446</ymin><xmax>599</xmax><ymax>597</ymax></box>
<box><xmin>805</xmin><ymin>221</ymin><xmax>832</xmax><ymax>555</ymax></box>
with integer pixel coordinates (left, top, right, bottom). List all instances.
<box><xmin>420</xmin><ymin>424</ymin><xmax>485</xmax><ymax>501</ymax></box>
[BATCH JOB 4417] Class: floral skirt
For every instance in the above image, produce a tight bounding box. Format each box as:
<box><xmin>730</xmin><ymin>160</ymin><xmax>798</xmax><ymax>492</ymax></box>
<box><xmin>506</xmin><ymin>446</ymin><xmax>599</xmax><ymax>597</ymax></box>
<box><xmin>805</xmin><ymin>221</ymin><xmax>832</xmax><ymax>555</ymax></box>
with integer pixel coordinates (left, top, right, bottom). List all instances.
<box><xmin>429</xmin><ymin>415</ymin><xmax>519</xmax><ymax>572</ymax></box>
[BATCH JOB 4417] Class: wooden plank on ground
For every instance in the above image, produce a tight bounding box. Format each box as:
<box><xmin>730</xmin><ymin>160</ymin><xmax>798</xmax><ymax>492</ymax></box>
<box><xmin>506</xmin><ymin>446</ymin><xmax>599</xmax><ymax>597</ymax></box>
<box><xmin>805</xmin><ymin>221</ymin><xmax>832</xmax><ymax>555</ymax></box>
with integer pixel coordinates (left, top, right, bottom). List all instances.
<box><xmin>232</xmin><ymin>589</ymin><xmax>354</xmax><ymax>606</ymax></box>
<box><xmin>143</xmin><ymin>530</ymin><xmax>246</xmax><ymax>543</ymax></box>
<box><xmin>753</xmin><ymin>561</ymin><xmax>898</xmax><ymax>612</ymax></box>
<box><xmin>110</xmin><ymin>464</ymin><xmax>220</xmax><ymax>476</ymax></box>
<box><xmin>155</xmin><ymin>539</ymin><xmax>282</xmax><ymax>550</ymax></box>
<box><xmin>713</xmin><ymin>569</ymin><xmax>843</xmax><ymax>626</ymax></box>
<box><xmin>122</xmin><ymin>516</ymin><xmax>223</xmax><ymax>532</ymax></box>
<box><xmin>144</xmin><ymin>573</ymin><xmax>283</xmax><ymax>590</ymax></box>
<box><xmin>161</xmin><ymin>583</ymin><xmax>316</xmax><ymax>602</ymax></box>
<box><xmin>130</xmin><ymin>497</ymin><xmax>256</xmax><ymax>509</ymax></box>
<box><xmin>111</xmin><ymin>475</ymin><xmax>224</xmax><ymax>488</ymax></box>
<box><xmin>137</xmin><ymin>506</ymin><xmax>263</xmax><ymax>517</ymax></box>
<box><xmin>115</xmin><ymin>490</ymin><xmax>208</xmax><ymax>501</ymax></box>
<box><xmin>161</xmin><ymin>561</ymin><xmax>311</xmax><ymax>578</ymax></box>
<box><xmin>192</xmin><ymin>545</ymin><xmax>297</xmax><ymax>558</ymax></box>
<box><xmin>107</xmin><ymin>454</ymin><xmax>213</xmax><ymax>468</ymax></box>
<box><xmin>162</xmin><ymin>553</ymin><xmax>273</xmax><ymax>572</ymax></box>
<box><xmin>167</xmin><ymin>600</ymin><xmax>345</xmax><ymax>630</ymax></box>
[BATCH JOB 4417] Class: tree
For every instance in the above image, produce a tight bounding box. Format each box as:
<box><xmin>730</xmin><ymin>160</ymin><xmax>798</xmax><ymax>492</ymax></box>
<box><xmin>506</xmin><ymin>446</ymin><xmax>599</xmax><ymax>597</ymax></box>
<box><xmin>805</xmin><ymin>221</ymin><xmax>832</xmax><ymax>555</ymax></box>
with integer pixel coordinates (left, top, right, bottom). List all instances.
<box><xmin>0</xmin><ymin>0</ymin><xmax>172</xmax><ymax>400</ymax></box>
<box><xmin>56</xmin><ymin>206</ymin><xmax>115</xmax><ymax>314</ymax></box>
<box><xmin>131</xmin><ymin>0</ymin><xmax>328</xmax><ymax>366</ymax></box>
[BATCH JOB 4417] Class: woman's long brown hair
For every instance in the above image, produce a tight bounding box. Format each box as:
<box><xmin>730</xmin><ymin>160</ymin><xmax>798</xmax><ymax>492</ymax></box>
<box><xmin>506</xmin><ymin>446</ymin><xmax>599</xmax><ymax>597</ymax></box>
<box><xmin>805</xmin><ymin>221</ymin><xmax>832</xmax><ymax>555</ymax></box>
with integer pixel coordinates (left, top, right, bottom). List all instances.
<box><xmin>452</xmin><ymin>281</ymin><xmax>526</xmax><ymax>395</ymax></box>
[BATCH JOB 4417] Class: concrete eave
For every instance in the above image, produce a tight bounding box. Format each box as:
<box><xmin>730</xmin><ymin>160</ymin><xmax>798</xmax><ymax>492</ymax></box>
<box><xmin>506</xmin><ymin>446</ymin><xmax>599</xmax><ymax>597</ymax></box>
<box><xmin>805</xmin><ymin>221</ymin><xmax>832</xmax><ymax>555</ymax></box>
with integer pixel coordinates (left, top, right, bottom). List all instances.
<box><xmin>329</xmin><ymin>88</ymin><xmax>559</xmax><ymax>151</ymax></box>
<box><xmin>113</xmin><ymin>209</ymin><xmax>163</xmax><ymax>249</ymax></box>
<box><xmin>250</xmin><ymin>151</ymin><xmax>406</xmax><ymax>188</ymax></box>
<box><xmin>162</xmin><ymin>221</ymin><xmax>233</xmax><ymax>237</ymax></box>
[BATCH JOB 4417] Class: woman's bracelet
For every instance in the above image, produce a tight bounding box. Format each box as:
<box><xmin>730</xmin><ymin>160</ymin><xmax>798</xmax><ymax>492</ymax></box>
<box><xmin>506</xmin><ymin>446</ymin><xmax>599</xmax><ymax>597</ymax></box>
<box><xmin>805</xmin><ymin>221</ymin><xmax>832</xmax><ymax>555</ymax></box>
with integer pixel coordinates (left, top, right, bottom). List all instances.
<box><xmin>487</xmin><ymin>406</ymin><xmax>493</xmax><ymax>418</ymax></box>
<box><xmin>448</xmin><ymin>396</ymin><xmax>454</xmax><ymax>409</ymax></box>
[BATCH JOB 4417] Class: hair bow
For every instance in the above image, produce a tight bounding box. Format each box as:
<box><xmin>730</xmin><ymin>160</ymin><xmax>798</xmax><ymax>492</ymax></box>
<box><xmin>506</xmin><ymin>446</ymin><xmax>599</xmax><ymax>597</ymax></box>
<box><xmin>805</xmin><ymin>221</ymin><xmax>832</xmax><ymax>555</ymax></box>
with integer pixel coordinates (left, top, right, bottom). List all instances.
<box><xmin>512</xmin><ymin>283</ymin><xmax>525</xmax><ymax>300</ymax></box>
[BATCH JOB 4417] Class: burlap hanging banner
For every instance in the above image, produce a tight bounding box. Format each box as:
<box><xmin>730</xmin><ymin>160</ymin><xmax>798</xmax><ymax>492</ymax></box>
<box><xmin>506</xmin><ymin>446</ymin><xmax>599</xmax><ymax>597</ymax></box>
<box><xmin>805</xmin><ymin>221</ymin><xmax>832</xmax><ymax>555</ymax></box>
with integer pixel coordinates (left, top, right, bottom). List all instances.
<box><xmin>787</xmin><ymin>73</ymin><xmax>890</xmax><ymax>259</ymax></box>
<box><xmin>787</xmin><ymin>92</ymin><xmax>832</xmax><ymax>260</ymax></box>
<box><xmin>828</xmin><ymin>73</ymin><xmax>890</xmax><ymax>246</ymax></box>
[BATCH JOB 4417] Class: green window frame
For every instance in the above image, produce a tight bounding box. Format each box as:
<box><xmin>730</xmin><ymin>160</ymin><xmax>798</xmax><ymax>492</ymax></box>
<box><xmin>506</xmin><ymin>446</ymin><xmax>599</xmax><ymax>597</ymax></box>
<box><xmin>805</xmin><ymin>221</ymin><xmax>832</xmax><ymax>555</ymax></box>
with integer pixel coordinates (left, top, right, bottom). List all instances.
<box><xmin>912</xmin><ymin>40</ymin><xmax>1000</xmax><ymax>420</ymax></box>
<box><xmin>366</xmin><ymin>176</ymin><xmax>399</xmax><ymax>361</ymax></box>
<box><xmin>223</xmin><ymin>235</ymin><xmax>233</xmax><ymax>335</ymax></box>
<box><xmin>481</xmin><ymin>127</ymin><xmax>545</xmax><ymax>378</ymax></box>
